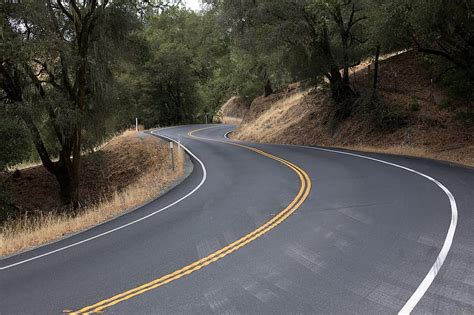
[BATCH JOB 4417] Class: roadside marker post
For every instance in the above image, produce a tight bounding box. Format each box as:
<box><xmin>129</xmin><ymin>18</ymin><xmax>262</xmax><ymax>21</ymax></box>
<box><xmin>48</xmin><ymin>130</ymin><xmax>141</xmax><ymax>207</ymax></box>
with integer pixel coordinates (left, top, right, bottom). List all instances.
<box><xmin>135</xmin><ymin>118</ymin><xmax>138</xmax><ymax>132</ymax></box>
<box><xmin>170</xmin><ymin>141</ymin><xmax>175</xmax><ymax>171</ymax></box>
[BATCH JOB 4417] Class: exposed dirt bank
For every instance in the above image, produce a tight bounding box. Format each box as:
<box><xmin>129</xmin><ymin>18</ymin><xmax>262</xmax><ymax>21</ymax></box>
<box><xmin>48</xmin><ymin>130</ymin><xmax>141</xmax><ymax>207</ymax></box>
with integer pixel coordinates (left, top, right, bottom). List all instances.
<box><xmin>1</xmin><ymin>130</ymin><xmax>191</xmax><ymax>256</ymax></box>
<box><xmin>231</xmin><ymin>52</ymin><xmax>473</xmax><ymax>167</ymax></box>
<box><xmin>214</xmin><ymin>96</ymin><xmax>249</xmax><ymax>125</ymax></box>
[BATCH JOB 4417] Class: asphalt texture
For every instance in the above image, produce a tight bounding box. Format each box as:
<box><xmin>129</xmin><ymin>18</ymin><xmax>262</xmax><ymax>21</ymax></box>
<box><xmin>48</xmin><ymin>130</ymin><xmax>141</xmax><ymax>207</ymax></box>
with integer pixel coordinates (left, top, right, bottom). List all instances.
<box><xmin>1</xmin><ymin>124</ymin><xmax>473</xmax><ymax>314</ymax></box>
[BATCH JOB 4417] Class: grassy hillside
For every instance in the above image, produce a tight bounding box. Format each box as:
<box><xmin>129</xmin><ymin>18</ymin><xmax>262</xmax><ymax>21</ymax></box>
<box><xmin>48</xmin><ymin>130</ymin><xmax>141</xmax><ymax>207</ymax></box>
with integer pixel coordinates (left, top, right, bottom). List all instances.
<box><xmin>1</xmin><ymin>131</ymin><xmax>188</xmax><ymax>256</ymax></box>
<box><xmin>228</xmin><ymin>52</ymin><xmax>473</xmax><ymax>167</ymax></box>
<box><xmin>214</xmin><ymin>96</ymin><xmax>250</xmax><ymax>125</ymax></box>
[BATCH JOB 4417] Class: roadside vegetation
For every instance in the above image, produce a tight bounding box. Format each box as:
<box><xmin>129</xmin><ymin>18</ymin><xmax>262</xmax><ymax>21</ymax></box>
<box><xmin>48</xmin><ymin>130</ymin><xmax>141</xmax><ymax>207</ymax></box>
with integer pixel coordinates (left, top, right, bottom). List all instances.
<box><xmin>212</xmin><ymin>0</ymin><xmax>472</xmax><ymax>166</ymax></box>
<box><xmin>0</xmin><ymin>130</ymin><xmax>186</xmax><ymax>256</ymax></box>
<box><xmin>1</xmin><ymin>1</ymin><xmax>472</xmax><ymax>252</ymax></box>
<box><xmin>228</xmin><ymin>52</ymin><xmax>473</xmax><ymax>167</ymax></box>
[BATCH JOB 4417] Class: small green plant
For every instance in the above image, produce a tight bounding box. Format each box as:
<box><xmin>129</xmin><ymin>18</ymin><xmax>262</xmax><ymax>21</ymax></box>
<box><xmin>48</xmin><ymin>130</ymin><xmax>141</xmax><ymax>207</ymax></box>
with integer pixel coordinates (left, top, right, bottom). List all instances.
<box><xmin>409</xmin><ymin>96</ymin><xmax>420</xmax><ymax>112</ymax></box>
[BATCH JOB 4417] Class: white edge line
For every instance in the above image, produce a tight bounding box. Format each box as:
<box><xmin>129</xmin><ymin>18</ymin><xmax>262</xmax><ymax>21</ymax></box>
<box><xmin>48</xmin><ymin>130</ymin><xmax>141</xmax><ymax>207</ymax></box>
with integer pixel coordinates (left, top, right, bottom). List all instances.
<box><xmin>0</xmin><ymin>130</ymin><xmax>207</xmax><ymax>270</ymax></box>
<box><xmin>1</xmin><ymin>128</ymin><xmax>459</xmax><ymax>314</ymax></box>
<box><xmin>285</xmin><ymin>144</ymin><xmax>457</xmax><ymax>314</ymax></box>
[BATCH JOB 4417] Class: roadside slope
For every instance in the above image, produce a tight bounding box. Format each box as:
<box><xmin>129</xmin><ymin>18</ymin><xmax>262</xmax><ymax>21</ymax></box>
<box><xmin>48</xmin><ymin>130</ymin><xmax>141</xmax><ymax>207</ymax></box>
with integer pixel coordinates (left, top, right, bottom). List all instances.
<box><xmin>1</xmin><ymin>130</ymin><xmax>190</xmax><ymax>256</ymax></box>
<box><xmin>214</xmin><ymin>96</ymin><xmax>249</xmax><ymax>125</ymax></box>
<box><xmin>2</xmin><ymin>125</ymin><xmax>473</xmax><ymax>314</ymax></box>
<box><xmin>231</xmin><ymin>51</ymin><xmax>473</xmax><ymax>167</ymax></box>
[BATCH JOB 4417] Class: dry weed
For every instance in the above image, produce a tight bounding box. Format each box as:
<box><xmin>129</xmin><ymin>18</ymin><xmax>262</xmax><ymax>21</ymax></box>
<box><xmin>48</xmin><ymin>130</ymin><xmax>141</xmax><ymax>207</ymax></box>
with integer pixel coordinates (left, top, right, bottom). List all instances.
<box><xmin>231</xmin><ymin>51</ymin><xmax>473</xmax><ymax>168</ymax></box>
<box><xmin>342</xmin><ymin>144</ymin><xmax>473</xmax><ymax>167</ymax></box>
<box><xmin>0</xmin><ymin>132</ymin><xmax>187</xmax><ymax>256</ymax></box>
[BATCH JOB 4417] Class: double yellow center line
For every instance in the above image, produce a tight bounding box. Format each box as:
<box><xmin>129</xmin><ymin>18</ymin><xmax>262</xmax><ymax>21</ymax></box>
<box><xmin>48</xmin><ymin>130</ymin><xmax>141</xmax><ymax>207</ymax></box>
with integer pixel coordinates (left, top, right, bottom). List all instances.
<box><xmin>68</xmin><ymin>126</ymin><xmax>312</xmax><ymax>314</ymax></box>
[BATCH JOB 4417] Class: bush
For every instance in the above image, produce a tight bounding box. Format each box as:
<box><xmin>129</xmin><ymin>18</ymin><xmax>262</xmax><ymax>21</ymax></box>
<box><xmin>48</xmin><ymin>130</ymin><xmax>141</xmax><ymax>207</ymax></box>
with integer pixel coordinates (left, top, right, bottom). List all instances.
<box><xmin>355</xmin><ymin>93</ymin><xmax>409</xmax><ymax>131</ymax></box>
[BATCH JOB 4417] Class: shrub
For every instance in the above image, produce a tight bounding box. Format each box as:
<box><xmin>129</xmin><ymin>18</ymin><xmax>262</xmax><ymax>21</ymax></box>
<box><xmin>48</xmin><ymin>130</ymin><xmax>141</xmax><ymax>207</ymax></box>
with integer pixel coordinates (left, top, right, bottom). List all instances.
<box><xmin>355</xmin><ymin>93</ymin><xmax>409</xmax><ymax>131</ymax></box>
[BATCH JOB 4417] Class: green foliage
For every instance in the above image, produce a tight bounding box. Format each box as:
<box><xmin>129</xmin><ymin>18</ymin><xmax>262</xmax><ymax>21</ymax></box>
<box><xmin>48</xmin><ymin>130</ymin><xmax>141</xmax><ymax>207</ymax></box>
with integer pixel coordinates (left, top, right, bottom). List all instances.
<box><xmin>2</xmin><ymin>0</ymin><xmax>473</xmax><ymax>178</ymax></box>
<box><xmin>2</xmin><ymin>0</ymin><xmax>140</xmax><ymax>154</ymax></box>
<box><xmin>216</xmin><ymin>0</ymin><xmax>371</xmax><ymax>82</ymax></box>
<box><xmin>0</xmin><ymin>114</ymin><xmax>31</xmax><ymax>172</ymax></box>
<box><xmin>0</xmin><ymin>113</ymin><xmax>30</xmax><ymax>223</ymax></box>
<box><xmin>116</xmin><ymin>8</ymin><xmax>233</xmax><ymax>127</ymax></box>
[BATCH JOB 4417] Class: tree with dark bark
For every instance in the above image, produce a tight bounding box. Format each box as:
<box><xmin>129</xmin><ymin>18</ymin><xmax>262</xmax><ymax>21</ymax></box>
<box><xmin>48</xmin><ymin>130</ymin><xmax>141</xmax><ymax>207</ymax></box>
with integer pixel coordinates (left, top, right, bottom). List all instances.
<box><xmin>264</xmin><ymin>79</ymin><xmax>273</xmax><ymax>97</ymax></box>
<box><xmin>373</xmin><ymin>44</ymin><xmax>381</xmax><ymax>91</ymax></box>
<box><xmin>1</xmin><ymin>0</ymin><xmax>111</xmax><ymax>207</ymax></box>
<box><xmin>371</xmin><ymin>0</ymin><xmax>473</xmax><ymax>89</ymax></box>
<box><xmin>212</xmin><ymin>0</ymin><xmax>368</xmax><ymax>115</ymax></box>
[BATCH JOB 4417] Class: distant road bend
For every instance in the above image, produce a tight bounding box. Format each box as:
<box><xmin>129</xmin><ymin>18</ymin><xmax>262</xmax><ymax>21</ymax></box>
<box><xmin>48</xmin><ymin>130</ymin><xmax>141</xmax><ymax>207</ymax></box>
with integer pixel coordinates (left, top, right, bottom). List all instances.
<box><xmin>1</xmin><ymin>124</ymin><xmax>473</xmax><ymax>314</ymax></box>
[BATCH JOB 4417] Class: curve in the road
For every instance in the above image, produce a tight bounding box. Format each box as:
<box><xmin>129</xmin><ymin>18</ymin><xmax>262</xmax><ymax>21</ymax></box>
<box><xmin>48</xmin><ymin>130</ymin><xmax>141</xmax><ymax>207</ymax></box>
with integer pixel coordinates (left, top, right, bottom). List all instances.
<box><xmin>223</xmin><ymin>129</ymin><xmax>458</xmax><ymax>314</ymax></box>
<box><xmin>69</xmin><ymin>126</ymin><xmax>312</xmax><ymax>315</ymax></box>
<box><xmin>271</xmin><ymin>143</ymin><xmax>459</xmax><ymax>314</ymax></box>
<box><xmin>1</xmin><ymin>125</ymin><xmax>462</xmax><ymax>315</ymax></box>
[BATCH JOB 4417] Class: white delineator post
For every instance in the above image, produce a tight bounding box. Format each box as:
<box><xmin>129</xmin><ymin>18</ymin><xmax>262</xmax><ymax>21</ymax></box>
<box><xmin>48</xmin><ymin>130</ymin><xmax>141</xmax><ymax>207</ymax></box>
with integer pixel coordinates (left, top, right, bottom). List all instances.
<box><xmin>169</xmin><ymin>141</ymin><xmax>175</xmax><ymax>171</ymax></box>
<box><xmin>135</xmin><ymin>118</ymin><xmax>138</xmax><ymax>132</ymax></box>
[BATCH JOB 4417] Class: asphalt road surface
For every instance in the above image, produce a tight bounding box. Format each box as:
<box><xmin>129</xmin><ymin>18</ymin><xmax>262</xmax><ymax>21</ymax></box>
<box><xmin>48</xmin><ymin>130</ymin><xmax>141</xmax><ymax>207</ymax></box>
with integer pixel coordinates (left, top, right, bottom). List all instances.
<box><xmin>1</xmin><ymin>124</ymin><xmax>473</xmax><ymax>314</ymax></box>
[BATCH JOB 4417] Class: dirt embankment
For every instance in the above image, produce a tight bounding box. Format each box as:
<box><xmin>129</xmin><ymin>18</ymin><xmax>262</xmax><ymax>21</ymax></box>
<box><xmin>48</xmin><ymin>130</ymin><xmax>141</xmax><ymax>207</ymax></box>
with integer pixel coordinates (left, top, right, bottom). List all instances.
<box><xmin>231</xmin><ymin>51</ymin><xmax>473</xmax><ymax>167</ymax></box>
<box><xmin>214</xmin><ymin>96</ymin><xmax>249</xmax><ymax>125</ymax></box>
<box><xmin>6</xmin><ymin>131</ymin><xmax>183</xmax><ymax>212</ymax></box>
<box><xmin>1</xmin><ymin>130</ymin><xmax>189</xmax><ymax>256</ymax></box>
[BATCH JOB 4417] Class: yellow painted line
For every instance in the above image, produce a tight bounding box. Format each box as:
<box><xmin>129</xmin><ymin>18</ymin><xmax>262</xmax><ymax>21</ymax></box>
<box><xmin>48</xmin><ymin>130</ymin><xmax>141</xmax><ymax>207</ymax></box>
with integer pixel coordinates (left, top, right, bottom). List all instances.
<box><xmin>69</xmin><ymin>126</ymin><xmax>312</xmax><ymax>315</ymax></box>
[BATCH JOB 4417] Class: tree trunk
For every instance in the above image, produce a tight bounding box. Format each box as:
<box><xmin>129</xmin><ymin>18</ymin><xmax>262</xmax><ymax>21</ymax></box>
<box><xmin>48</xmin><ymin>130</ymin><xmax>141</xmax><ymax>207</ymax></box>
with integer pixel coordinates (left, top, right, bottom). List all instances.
<box><xmin>373</xmin><ymin>45</ymin><xmax>381</xmax><ymax>91</ymax></box>
<box><xmin>329</xmin><ymin>66</ymin><xmax>355</xmax><ymax>102</ymax></box>
<box><xmin>264</xmin><ymin>79</ymin><xmax>273</xmax><ymax>97</ymax></box>
<box><xmin>342</xmin><ymin>41</ymin><xmax>350</xmax><ymax>84</ymax></box>
<box><xmin>1</xmin><ymin>63</ymin><xmax>77</xmax><ymax>206</ymax></box>
<box><xmin>55</xmin><ymin>161</ymin><xmax>73</xmax><ymax>206</ymax></box>
<box><xmin>320</xmin><ymin>23</ymin><xmax>356</xmax><ymax>109</ymax></box>
<box><xmin>343</xmin><ymin>66</ymin><xmax>350</xmax><ymax>84</ymax></box>
<box><xmin>176</xmin><ymin>78</ymin><xmax>183</xmax><ymax>122</ymax></box>
<box><xmin>329</xmin><ymin>66</ymin><xmax>356</xmax><ymax>119</ymax></box>
<box><xmin>71</xmin><ymin>129</ymin><xmax>81</xmax><ymax>208</ymax></box>
<box><xmin>2</xmin><ymin>2</ymin><xmax>106</xmax><ymax>209</ymax></box>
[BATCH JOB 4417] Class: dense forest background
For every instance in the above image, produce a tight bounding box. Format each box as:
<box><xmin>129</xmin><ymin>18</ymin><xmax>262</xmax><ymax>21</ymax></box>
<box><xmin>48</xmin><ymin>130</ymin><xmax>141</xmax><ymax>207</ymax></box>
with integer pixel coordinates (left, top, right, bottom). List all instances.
<box><xmin>1</xmin><ymin>0</ymin><xmax>473</xmax><ymax>208</ymax></box>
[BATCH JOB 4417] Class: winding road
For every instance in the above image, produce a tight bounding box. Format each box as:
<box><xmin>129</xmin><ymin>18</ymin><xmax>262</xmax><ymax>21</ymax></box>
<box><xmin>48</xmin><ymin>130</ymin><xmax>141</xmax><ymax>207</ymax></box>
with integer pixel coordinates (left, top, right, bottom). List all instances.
<box><xmin>1</xmin><ymin>124</ymin><xmax>473</xmax><ymax>314</ymax></box>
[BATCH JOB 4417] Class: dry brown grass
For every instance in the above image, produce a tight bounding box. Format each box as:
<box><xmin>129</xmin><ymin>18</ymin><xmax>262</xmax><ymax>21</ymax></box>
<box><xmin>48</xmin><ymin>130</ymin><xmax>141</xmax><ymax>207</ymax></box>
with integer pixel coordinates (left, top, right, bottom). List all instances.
<box><xmin>214</xmin><ymin>96</ymin><xmax>249</xmax><ymax>124</ymax></box>
<box><xmin>221</xmin><ymin>116</ymin><xmax>244</xmax><ymax>125</ymax></box>
<box><xmin>0</xmin><ymin>130</ymin><xmax>187</xmax><ymax>257</ymax></box>
<box><xmin>7</xmin><ymin>160</ymin><xmax>43</xmax><ymax>171</ymax></box>
<box><xmin>231</xmin><ymin>51</ymin><xmax>473</xmax><ymax>168</ymax></box>
<box><xmin>341</xmin><ymin>144</ymin><xmax>474</xmax><ymax>167</ymax></box>
<box><xmin>233</xmin><ymin>91</ymin><xmax>309</xmax><ymax>142</ymax></box>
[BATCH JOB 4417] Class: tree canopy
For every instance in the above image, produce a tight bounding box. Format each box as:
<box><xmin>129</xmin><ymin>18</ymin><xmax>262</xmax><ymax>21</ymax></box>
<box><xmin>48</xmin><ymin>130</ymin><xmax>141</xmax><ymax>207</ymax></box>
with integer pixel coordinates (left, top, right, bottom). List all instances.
<box><xmin>1</xmin><ymin>0</ymin><xmax>472</xmax><ymax>208</ymax></box>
